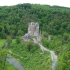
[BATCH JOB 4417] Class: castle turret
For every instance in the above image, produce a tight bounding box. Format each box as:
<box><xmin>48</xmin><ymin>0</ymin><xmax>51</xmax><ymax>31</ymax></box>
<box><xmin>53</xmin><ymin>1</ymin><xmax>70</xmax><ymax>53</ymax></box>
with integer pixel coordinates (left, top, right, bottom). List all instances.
<box><xmin>24</xmin><ymin>22</ymin><xmax>42</xmax><ymax>42</ymax></box>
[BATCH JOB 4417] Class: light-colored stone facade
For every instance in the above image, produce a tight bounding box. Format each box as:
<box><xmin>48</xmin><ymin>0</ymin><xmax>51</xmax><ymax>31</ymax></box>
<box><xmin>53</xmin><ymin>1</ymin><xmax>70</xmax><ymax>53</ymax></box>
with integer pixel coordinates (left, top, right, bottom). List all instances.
<box><xmin>28</xmin><ymin>22</ymin><xmax>39</xmax><ymax>36</ymax></box>
<box><xmin>23</xmin><ymin>22</ymin><xmax>42</xmax><ymax>42</ymax></box>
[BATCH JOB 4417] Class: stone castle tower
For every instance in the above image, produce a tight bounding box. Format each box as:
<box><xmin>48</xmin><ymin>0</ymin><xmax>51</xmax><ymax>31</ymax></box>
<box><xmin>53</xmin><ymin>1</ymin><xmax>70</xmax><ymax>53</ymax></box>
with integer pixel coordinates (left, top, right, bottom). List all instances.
<box><xmin>23</xmin><ymin>22</ymin><xmax>42</xmax><ymax>42</ymax></box>
<box><xmin>28</xmin><ymin>22</ymin><xmax>39</xmax><ymax>37</ymax></box>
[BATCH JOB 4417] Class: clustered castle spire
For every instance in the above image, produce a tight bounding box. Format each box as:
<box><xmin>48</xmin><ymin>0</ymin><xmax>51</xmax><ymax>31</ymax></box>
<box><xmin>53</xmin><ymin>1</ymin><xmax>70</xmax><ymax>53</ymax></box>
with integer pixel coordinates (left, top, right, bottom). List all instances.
<box><xmin>23</xmin><ymin>22</ymin><xmax>42</xmax><ymax>42</ymax></box>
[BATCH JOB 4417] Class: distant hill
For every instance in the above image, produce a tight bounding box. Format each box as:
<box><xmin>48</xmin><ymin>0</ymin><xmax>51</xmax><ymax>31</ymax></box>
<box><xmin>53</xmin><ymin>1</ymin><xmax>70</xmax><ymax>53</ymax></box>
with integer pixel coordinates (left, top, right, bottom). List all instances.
<box><xmin>0</xmin><ymin>3</ymin><xmax>70</xmax><ymax>38</ymax></box>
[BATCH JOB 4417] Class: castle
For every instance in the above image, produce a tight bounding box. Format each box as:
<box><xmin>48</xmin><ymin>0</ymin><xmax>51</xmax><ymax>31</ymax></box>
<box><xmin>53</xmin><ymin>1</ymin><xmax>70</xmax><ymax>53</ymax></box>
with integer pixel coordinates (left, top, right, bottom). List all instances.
<box><xmin>23</xmin><ymin>22</ymin><xmax>42</xmax><ymax>42</ymax></box>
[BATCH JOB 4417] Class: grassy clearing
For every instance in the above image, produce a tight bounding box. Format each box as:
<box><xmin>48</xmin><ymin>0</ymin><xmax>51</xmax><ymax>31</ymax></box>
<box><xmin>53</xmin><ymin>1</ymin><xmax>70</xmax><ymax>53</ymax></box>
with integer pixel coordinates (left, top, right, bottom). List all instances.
<box><xmin>0</xmin><ymin>39</ymin><xmax>6</xmax><ymax>48</ymax></box>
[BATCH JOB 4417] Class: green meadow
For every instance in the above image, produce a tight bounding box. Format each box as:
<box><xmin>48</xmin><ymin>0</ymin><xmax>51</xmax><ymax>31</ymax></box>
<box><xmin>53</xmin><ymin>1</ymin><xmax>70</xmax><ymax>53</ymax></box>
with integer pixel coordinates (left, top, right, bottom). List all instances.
<box><xmin>0</xmin><ymin>39</ymin><xmax>6</xmax><ymax>48</ymax></box>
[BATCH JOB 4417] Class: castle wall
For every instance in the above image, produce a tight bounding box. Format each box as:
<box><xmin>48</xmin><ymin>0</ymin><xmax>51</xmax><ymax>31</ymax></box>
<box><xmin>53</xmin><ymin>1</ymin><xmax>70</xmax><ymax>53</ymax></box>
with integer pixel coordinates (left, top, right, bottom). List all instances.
<box><xmin>24</xmin><ymin>22</ymin><xmax>42</xmax><ymax>42</ymax></box>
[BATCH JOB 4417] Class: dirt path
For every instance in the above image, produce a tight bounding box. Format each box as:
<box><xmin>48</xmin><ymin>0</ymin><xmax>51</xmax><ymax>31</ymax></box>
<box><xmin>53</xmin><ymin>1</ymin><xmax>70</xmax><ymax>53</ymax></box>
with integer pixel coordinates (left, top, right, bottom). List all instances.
<box><xmin>33</xmin><ymin>38</ymin><xmax>57</xmax><ymax>70</ymax></box>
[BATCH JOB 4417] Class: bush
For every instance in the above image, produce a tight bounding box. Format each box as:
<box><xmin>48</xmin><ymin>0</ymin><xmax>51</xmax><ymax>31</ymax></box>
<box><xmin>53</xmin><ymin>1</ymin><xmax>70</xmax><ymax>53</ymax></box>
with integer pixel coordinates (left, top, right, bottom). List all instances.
<box><xmin>26</xmin><ymin>41</ymin><xmax>39</xmax><ymax>52</ymax></box>
<box><xmin>7</xmin><ymin>36</ymin><xmax>12</xmax><ymax>45</ymax></box>
<box><xmin>16</xmin><ymin>36</ymin><xmax>21</xmax><ymax>44</ymax></box>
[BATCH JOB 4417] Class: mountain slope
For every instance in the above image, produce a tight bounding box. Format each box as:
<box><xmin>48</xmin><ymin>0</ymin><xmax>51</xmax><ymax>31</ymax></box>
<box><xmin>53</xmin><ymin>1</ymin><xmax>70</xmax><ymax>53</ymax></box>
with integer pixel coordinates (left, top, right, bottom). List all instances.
<box><xmin>0</xmin><ymin>3</ymin><xmax>70</xmax><ymax>38</ymax></box>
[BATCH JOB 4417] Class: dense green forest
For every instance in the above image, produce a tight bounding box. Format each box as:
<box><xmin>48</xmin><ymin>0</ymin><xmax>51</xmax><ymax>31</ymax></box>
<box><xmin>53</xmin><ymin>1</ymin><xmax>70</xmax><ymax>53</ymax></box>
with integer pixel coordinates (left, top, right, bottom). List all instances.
<box><xmin>0</xmin><ymin>3</ymin><xmax>70</xmax><ymax>38</ymax></box>
<box><xmin>0</xmin><ymin>3</ymin><xmax>70</xmax><ymax>70</ymax></box>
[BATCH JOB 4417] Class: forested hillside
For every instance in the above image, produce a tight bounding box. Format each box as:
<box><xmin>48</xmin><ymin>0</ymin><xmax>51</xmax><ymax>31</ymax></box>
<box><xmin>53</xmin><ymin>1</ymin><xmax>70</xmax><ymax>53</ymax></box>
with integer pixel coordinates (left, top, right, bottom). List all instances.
<box><xmin>0</xmin><ymin>3</ymin><xmax>70</xmax><ymax>38</ymax></box>
<box><xmin>0</xmin><ymin>3</ymin><xmax>70</xmax><ymax>70</ymax></box>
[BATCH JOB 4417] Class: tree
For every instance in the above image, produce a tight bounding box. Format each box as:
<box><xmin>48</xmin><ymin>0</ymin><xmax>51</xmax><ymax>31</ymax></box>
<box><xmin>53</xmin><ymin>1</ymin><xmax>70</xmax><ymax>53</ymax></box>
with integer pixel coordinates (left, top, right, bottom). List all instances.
<box><xmin>7</xmin><ymin>36</ymin><xmax>12</xmax><ymax>45</ymax></box>
<box><xmin>63</xmin><ymin>33</ymin><xmax>70</xmax><ymax>43</ymax></box>
<box><xmin>17</xmin><ymin>30</ymin><xmax>23</xmax><ymax>36</ymax></box>
<box><xmin>16</xmin><ymin>36</ymin><xmax>21</xmax><ymax>44</ymax></box>
<box><xmin>0</xmin><ymin>49</ymin><xmax>7</xmax><ymax>70</ymax></box>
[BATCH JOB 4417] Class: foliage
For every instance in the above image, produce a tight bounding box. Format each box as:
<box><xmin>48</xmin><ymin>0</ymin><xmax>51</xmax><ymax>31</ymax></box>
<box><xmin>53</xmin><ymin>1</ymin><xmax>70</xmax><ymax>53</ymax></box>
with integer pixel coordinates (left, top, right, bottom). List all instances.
<box><xmin>7</xmin><ymin>40</ymin><xmax>52</xmax><ymax>70</ymax></box>
<box><xmin>0</xmin><ymin>43</ymin><xmax>18</xmax><ymax>70</ymax></box>
<box><xmin>7</xmin><ymin>36</ymin><xmax>12</xmax><ymax>45</ymax></box>
<box><xmin>42</xmin><ymin>34</ymin><xmax>70</xmax><ymax>70</ymax></box>
<box><xmin>0</xmin><ymin>49</ymin><xmax>7</xmax><ymax>70</ymax></box>
<box><xmin>0</xmin><ymin>39</ymin><xmax>6</xmax><ymax>48</ymax></box>
<box><xmin>16</xmin><ymin>36</ymin><xmax>21</xmax><ymax>44</ymax></box>
<box><xmin>62</xmin><ymin>33</ymin><xmax>70</xmax><ymax>43</ymax></box>
<box><xmin>0</xmin><ymin>4</ymin><xmax>70</xmax><ymax>38</ymax></box>
<box><xmin>6</xmin><ymin>62</ymin><xmax>18</xmax><ymax>70</ymax></box>
<box><xmin>56</xmin><ymin>46</ymin><xmax>70</xmax><ymax>70</ymax></box>
<box><xmin>0</xmin><ymin>3</ymin><xmax>70</xmax><ymax>70</ymax></box>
